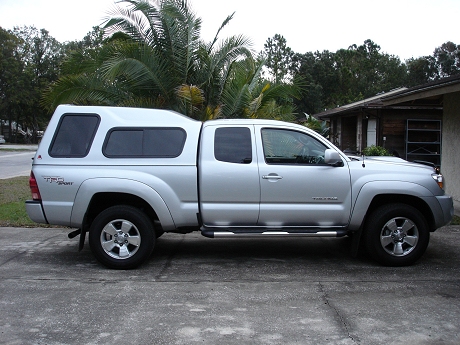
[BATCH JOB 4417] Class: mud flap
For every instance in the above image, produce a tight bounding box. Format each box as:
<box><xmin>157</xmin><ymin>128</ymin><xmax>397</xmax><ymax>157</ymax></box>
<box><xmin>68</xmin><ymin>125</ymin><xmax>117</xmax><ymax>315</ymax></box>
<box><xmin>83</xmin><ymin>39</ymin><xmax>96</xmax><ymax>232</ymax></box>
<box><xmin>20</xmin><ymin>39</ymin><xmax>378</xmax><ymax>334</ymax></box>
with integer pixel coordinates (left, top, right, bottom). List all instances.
<box><xmin>351</xmin><ymin>227</ymin><xmax>363</xmax><ymax>258</ymax></box>
<box><xmin>68</xmin><ymin>228</ymin><xmax>86</xmax><ymax>252</ymax></box>
<box><xmin>78</xmin><ymin>229</ymin><xmax>86</xmax><ymax>251</ymax></box>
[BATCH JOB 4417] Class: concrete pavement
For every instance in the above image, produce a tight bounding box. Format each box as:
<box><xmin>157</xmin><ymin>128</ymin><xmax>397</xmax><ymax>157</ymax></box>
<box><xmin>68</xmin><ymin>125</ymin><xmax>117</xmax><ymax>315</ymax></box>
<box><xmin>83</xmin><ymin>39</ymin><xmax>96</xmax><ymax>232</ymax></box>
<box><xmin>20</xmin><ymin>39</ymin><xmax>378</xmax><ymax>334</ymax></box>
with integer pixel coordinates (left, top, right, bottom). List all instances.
<box><xmin>0</xmin><ymin>145</ymin><xmax>37</xmax><ymax>179</ymax></box>
<box><xmin>0</xmin><ymin>144</ymin><xmax>38</xmax><ymax>151</ymax></box>
<box><xmin>0</xmin><ymin>225</ymin><xmax>459</xmax><ymax>344</ymax></box>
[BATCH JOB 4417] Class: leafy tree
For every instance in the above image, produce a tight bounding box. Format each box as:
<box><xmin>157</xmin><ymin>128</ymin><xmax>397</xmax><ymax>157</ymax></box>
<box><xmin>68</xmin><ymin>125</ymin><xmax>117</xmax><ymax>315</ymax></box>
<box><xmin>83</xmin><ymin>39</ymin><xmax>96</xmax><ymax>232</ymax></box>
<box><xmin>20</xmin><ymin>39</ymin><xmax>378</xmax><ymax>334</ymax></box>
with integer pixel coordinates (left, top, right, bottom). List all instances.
<box><xmin>0</xmin><ymin>26</ymin><xmax>62</xmax><ymax>142</ymax></box>
<box><xmin>404</xmin><ymin>41</ymin><xmax>459</xmax><ymax>86</ymax></box>
<box><xmin>291</xmin><ymin>40</ymin><xmax>407</xmax><ymax>114</ymax></box>
<box><xmin>0</xmin><ymin>27</ymin><xmax>24</xmax><ymax>139</ymax></box>
<box><xmin>405</xmin><ymin>56</ymin><xmax>437</xmax><ymax>86</ymax></box>
<box><xmin>261</xmin><ymin>34</ymin><xmax>294</xmax><ymax>83</ymax></box>
<box><xmin>432</xmin><ymin>41</ymin><xmax>460</xmax><ymax>78</ymax></box>
<box><xmin>291</xmin><ymin>49</ymin><xmax>344</xmax><ymax>113</ymax></box>
<box><xmin>335</xmin><ymin>40</ymin><xmax>406</xmax><ymax>102</ymax></box>
<box><xmin>63</xmin><ymin>26</ymin><xmax>106</xmax><ymax>53</ymax></box>
<box><xmin>290</xmin><ymin>51</ymin><xmax>329</xmax><ymax>115</ymax></box>
<box><xmin>13</xmin><ymin>26</ymin><xmax>62</xmax><ymax>141</ymax></box>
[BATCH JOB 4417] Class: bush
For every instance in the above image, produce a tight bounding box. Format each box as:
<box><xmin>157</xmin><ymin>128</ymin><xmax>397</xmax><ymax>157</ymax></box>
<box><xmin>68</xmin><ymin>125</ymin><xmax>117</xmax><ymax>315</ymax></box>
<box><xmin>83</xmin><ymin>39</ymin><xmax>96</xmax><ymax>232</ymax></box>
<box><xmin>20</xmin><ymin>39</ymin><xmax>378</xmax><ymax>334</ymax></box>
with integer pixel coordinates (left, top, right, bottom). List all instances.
<box><xmin>362</xmin><ymin>145</ymin><xmax>392</xmax><ymax>156</ymax></box>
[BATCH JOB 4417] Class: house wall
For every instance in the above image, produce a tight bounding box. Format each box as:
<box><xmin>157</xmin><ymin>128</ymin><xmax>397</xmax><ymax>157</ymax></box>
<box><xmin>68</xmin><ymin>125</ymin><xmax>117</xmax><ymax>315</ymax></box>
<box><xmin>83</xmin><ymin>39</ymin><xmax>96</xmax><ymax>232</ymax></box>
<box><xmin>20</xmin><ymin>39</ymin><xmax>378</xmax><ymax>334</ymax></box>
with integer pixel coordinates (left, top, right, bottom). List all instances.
<box><xmin>331</xmin><ymin>118</ymin><xmax>340</xmax><ymax>147</ymax></box>
<box><xmin>340</xmin><ymin>116</ymin><xmax>357</xmax><ymax>152</ymax></box>
<box><xmin>381</xmin><ymin>116</ymin><xmax>406</xmax><ymax>156</ymax></box>
<box><xmin>356</xmin><ymin>114</ymin><xmax>363</xmax><ymax>152</ymax></box>
<box><xmin>380</xmin><ymin>109</ymin><xmax>442</xmax><ymax>159</ymax></box>
<box><xmin>442</xmin><ymin>92</ymin><xmax>460</xmax><ymax>211</ymax></box>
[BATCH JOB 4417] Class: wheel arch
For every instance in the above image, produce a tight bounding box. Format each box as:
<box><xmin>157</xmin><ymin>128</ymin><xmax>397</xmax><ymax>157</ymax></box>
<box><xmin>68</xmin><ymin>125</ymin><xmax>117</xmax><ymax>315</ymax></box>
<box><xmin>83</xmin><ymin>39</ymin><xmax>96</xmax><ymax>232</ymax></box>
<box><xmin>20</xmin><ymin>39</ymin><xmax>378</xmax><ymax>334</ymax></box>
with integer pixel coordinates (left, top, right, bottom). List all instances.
<box><xmin>71</xmin><ymin>178</ymin><xmax>175</xmax><ymax>231</ymax></box>
<box><xmin>84</xmin><ymin>192</ymin><xmax>160</xmax><ymax>231</ymax></box>
<box><xmin>349</xmin><ymin>181</ymin><xmax>436</xmax><ymax>232</ymax></box>
<box><xmin>366</xmin><ymin>194</ymin><xmax>435</xmax><ymax>231</ymax></box>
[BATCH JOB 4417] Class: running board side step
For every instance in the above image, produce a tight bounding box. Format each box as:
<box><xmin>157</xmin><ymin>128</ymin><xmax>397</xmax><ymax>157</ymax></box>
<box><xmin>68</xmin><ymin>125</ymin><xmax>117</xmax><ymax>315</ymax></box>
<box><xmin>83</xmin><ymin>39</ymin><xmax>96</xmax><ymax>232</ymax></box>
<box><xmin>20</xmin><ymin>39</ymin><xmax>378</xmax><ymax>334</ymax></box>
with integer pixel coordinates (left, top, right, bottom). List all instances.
<box><xmin>201</xmin><ymin>228</ymin><xmax>348</xmax><ymax>238</ymax></box>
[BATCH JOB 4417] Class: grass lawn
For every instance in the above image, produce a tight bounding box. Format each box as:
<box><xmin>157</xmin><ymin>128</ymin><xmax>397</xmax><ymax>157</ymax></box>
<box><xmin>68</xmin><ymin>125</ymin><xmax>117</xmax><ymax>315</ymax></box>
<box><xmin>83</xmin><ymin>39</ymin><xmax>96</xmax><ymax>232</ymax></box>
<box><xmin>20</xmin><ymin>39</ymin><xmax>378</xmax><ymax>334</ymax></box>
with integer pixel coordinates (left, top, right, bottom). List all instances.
<box><xmin>0</xmin><ymin>176</ymin><xmax>47</xmax><ymax>227</ymax></box>
<box><xmin>0</xmin><ymin>176</ymin><xmax>458</xmax><ymax>227</ymax></box>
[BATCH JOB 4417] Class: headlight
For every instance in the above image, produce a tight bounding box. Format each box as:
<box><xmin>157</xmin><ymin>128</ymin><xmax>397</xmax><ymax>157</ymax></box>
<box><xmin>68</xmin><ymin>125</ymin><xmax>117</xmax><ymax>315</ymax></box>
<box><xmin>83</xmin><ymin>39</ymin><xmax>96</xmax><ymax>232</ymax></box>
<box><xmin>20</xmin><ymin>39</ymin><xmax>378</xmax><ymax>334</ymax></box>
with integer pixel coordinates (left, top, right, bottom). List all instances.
<box><xmin>432</xmin><ymin>174</ymin><xmax>443</xmax><ymax>189</ymax></box>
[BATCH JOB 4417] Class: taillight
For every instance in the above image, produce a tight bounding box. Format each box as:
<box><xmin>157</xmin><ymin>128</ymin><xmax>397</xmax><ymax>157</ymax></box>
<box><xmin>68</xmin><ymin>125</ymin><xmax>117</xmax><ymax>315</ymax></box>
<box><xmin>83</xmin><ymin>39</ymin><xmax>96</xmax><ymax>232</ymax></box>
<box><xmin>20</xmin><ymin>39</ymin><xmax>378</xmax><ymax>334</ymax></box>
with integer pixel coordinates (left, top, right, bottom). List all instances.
<box><xmin>29</xmin><ymin>172</ymin><xmax>42</xmax><ymax>200</ymax></box>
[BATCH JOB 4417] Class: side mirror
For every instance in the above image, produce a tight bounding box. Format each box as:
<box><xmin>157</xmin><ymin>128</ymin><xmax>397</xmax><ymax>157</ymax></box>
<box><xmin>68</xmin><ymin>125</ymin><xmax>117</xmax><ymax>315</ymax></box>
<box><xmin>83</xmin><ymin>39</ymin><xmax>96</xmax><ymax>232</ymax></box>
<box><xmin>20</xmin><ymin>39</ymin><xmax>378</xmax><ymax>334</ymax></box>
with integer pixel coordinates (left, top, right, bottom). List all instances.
<box><xmin>324</xmin><ymin>149</ymin><xmax>343</xmax><ymax>167</ymax></box>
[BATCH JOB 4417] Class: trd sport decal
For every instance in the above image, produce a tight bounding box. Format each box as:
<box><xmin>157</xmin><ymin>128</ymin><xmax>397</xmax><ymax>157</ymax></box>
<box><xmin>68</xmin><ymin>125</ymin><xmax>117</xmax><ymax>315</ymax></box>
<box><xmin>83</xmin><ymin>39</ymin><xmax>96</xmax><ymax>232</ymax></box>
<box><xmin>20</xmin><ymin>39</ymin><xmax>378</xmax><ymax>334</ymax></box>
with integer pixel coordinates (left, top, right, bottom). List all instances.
<box><xmin>42</xmin><ymin>176</ymin><xmax>74</xmax><ymax>186</ymax></box>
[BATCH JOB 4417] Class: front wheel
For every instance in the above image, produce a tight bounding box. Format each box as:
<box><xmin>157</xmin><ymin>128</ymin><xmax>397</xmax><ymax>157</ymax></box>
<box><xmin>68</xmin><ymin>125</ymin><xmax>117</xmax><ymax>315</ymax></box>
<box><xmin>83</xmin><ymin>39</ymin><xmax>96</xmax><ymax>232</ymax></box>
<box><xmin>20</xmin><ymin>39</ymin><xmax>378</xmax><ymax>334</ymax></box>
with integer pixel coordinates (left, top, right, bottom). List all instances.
<box><xmin>89</xmin><ymin>205</ymin><xmax>155</xmax><ymax>269</ymax></box>
<box><xmin>364</xmin><ymin>204</ymin><xmax>429</xmax><ymax>266</ymax></box>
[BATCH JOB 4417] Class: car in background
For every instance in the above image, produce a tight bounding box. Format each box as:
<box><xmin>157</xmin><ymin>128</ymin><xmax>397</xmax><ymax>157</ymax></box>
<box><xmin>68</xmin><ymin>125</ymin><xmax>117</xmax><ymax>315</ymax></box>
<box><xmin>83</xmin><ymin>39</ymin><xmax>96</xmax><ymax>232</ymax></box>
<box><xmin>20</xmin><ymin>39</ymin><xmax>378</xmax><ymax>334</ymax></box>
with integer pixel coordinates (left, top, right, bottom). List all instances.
<box><xmin>0</xmin><ymin>135</ymin><xmax>5</xmax><ymax>144</ymax></box>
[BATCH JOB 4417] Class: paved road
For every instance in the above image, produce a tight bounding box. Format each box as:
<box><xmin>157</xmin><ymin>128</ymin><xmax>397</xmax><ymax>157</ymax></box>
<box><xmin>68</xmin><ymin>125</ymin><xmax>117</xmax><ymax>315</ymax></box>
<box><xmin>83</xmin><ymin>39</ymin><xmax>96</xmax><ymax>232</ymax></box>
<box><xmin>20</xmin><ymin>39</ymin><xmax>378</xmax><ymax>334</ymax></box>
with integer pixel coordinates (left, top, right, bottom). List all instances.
<box><xmin>1</xmin><ymin>225</ymin><xmax>459</xmax><ymax>344</ymax></box>
<box><xmin>0</xmin><ymin>145</ymin><xmax>37</xmax><ymax>179</ymax></box>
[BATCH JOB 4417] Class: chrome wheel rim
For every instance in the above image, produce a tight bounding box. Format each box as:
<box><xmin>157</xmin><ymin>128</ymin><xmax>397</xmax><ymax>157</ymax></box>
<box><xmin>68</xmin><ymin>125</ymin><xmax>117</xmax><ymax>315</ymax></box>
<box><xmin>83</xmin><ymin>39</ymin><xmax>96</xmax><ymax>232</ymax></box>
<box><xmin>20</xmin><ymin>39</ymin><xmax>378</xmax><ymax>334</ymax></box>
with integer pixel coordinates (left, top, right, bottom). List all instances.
<box><xmin>380</xmin><ymin>217</ymin><xmax>419</xmax><ymax>257</ymax></box>
<box><xmin>100</xmin><ymin>219</ymin><xmax>141</xmax><ymax>260</ymax></box>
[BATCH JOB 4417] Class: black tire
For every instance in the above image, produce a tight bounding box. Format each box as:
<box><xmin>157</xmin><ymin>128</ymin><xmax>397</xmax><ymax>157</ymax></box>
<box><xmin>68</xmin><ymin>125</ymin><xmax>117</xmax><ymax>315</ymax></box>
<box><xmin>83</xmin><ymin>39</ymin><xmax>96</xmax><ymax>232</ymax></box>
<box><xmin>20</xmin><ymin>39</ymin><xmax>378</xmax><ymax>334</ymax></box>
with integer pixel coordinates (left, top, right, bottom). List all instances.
<box><xmin>89</xmin><ymin>205</ymin><xmax>155</xmax><ymax>269</ymax></box>
<box><xmin>364</xmin><ymin>203</ymin><xmax>430</xmax><ymax>266</ymax></box>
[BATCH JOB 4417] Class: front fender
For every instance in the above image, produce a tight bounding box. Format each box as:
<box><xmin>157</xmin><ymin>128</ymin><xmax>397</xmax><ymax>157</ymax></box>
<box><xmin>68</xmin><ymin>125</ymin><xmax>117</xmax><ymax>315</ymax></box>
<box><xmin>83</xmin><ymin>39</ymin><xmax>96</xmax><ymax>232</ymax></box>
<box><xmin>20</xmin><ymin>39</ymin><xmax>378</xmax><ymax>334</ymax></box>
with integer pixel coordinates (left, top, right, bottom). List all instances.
<box><xmin>70</xmin><ymin>178</ymin><xmax>175</xmax><ymax>230</ymax></box>
<box><xmin>348</xmin><ymin>181</ymin><xmax>433</xmax><ymax>230</ymax></box>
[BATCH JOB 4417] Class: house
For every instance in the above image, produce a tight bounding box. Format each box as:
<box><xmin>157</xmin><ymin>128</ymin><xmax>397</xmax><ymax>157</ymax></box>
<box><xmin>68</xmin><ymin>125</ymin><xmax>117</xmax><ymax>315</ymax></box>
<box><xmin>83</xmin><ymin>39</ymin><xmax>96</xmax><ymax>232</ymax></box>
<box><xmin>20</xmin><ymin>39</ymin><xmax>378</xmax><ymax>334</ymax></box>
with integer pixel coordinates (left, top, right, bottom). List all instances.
<box><xmin>315</xmin><ymin>74</ymin><xmax>460</xmax><ymax>214</ymax></box>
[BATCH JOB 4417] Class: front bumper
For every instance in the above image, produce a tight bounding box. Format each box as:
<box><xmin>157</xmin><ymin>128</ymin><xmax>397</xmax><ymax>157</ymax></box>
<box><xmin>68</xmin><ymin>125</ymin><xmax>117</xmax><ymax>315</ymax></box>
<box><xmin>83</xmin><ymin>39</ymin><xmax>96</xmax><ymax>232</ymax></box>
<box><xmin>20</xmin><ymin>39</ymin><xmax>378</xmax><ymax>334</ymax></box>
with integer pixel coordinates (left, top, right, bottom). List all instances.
<box><xmin>25</xmin><ymin>200</ymin><xmax>48</xmax><ymax>224</ymax></box>
<box><xmin>435</xmin><ymin>195</ymin><xmax>454</xmax><ymax>228</ymax></box>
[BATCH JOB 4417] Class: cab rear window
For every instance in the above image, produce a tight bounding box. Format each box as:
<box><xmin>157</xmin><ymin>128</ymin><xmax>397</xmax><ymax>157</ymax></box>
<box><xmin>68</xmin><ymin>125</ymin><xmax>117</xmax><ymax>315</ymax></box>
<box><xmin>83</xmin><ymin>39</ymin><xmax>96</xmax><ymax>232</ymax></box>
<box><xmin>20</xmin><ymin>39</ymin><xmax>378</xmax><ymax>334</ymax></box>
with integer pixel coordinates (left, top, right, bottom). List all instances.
<box><xmin>214</xmin><ymin>127</ymin><xmax>252</xmax><ymax>163</ymax></box>
<box><xmin>103</xmin><ymin>127</ymin><xmax>186</xmax><ymax>158</ymax></box>
<box><xmin>49</xmin><ymin>114</ymin><xmax>100</xmax><ymax>158</ymax></box>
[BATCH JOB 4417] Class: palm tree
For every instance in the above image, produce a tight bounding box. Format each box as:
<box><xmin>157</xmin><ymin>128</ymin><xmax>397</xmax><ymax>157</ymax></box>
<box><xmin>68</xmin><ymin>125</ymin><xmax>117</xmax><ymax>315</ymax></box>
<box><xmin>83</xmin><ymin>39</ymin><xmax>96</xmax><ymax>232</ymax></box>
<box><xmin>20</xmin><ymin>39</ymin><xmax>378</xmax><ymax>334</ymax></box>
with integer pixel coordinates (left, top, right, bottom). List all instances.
<box><xmin>219</xmin><ymin>57</ymin><xmax>299</xmax><ymax>121</ymax></box>
<box><xmin>43</xmin><ymin>0</ymin><xmax>300</xmax><ymax>121</ymax></box>
<box><xmin>302</xmin><ymin>114</ymin><xmax>330</xmax><ymax>138</ymax></box>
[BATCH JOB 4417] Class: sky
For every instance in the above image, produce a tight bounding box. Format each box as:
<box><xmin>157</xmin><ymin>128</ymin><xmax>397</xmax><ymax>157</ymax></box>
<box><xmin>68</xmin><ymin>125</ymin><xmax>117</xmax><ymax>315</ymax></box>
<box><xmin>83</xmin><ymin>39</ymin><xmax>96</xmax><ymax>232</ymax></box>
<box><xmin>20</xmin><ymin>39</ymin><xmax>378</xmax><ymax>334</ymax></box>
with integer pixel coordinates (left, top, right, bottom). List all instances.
<box><xmin>0</xmin><ymin>0</ymin><xmax>459</xmax><ymax>61</ymax></box>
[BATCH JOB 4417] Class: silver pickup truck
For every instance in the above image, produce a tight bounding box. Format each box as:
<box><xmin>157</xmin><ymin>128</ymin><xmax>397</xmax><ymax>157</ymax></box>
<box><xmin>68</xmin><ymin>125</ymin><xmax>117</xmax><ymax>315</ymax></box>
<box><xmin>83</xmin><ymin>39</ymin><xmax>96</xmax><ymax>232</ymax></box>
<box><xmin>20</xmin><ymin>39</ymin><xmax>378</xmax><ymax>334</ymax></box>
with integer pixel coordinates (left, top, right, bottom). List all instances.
<box><xmin>26</xmin><ymin>105</ymin><xmax>453</xmax><ymax>269</ymax></box>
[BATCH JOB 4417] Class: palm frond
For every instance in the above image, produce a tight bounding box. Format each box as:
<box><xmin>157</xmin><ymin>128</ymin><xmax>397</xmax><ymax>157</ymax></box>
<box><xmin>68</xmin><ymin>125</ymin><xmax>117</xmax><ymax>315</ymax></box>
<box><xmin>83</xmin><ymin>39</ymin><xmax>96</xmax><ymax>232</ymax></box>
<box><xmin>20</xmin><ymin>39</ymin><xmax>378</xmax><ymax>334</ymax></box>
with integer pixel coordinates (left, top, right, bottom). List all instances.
<box><xmin>41</xmin><ymin>74</ymin><xmax>125</xmax><ymax>109</ymax></box>
<box><xmin>43</xmin><ymin>0</ymin><xmax>298</xmax><ymax>122</ymax></box>
<box><xmin>207</xmin><ymin>12</ymin><xmax>235</xmax><ymax>52</ymax></box>
<box><xmin>175</xmin><ymin>84</ymin><xmax>205</xmax><ymax>118</ymax></box>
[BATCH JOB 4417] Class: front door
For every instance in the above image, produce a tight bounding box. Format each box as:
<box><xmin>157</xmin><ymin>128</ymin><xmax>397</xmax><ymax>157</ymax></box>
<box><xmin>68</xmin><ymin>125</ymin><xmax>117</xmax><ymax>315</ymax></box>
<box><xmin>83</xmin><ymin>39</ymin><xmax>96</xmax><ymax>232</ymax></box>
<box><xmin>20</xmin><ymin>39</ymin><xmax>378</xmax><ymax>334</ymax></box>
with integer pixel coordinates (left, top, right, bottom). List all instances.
<box><xmin>256</xmin><ymin>127</ymin><xmax>352</xmax><ymax>227</ymax></box>
<box><xmin>367</xmin><ymin>118</ymin><xmax>377</xmax><ymax>147</ymax></box>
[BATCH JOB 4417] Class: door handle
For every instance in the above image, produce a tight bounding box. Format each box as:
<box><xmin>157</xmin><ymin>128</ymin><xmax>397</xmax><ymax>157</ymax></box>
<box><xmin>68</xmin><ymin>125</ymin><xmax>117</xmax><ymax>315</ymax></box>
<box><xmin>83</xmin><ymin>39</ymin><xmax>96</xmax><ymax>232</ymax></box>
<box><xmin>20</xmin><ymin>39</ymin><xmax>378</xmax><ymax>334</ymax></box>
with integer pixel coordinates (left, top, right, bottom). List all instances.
<box><xmin>262</xmin><ymin>174</ymin><xmax>283</xmax><ymax>180</ymax></box>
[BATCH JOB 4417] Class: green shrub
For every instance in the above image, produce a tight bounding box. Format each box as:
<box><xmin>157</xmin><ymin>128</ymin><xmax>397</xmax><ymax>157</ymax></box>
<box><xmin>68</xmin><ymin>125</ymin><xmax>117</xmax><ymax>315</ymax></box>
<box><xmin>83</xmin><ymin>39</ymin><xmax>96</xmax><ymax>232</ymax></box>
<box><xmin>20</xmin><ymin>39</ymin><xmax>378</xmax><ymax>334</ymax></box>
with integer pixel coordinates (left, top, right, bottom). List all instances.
<box><xmin>362</xmin><ymin>145</ymin><xmax>392</xmax><ymax>156</ymax></box>
<box><xmin>452</xmin><ymin>215</ymin><xmax>460</xmax><ymax>225</ymax></box>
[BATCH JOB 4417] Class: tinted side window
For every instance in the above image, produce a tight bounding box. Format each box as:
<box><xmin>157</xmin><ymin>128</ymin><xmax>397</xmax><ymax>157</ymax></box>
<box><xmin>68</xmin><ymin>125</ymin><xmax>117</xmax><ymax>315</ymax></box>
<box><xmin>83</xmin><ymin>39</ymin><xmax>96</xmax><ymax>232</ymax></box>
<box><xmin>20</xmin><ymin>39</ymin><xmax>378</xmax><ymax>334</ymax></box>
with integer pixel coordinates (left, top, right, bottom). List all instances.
<box><xmin>103</xmin><ymin>128</ymin><xmax>186</xmax><ymax>158</ymax></box>
<box><xmin>262</xmin><ymin>128</ymin><xmax>327</xmax><ymax>165</ymax></box>
<box><xmin>49</xmin><ymin>114</ymin><xmax>100</xmax><ymax>157</ymax></box>
<box><xmin>214</xmin><ymin>127</ymin><xmax>252</xmax><ymax>164</ymax></box>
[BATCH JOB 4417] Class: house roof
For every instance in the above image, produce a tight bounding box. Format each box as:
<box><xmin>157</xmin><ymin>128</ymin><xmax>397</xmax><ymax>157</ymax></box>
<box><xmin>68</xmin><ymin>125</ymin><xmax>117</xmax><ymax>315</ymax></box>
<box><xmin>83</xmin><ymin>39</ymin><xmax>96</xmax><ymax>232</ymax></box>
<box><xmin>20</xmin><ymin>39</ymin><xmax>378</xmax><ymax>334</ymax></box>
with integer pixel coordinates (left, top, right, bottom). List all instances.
<box><xmin>316</xmin><ymin>88</ymin><xmax>407</xmax><ymax>119</ymax></box>
<box><xmin>380</xmin><ymin>74</ymin><xmax>460</xmax><ymax>105</ymax></box>
<box><xmin>316</xmin><ymin>74</ymin><xmax>460</xmax><ymax>119</ymax></box>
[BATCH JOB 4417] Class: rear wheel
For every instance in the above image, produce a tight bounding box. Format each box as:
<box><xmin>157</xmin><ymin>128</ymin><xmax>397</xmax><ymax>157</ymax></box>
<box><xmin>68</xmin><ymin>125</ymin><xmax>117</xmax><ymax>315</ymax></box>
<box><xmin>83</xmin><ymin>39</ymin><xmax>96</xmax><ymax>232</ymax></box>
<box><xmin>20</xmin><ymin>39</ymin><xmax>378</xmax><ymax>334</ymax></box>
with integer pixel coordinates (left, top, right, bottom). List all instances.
<box><xmin>89</xmin><ymin>205</ymin><xmax>155</xmax><ymax>269</ymax></box>
<box><xmin>364</xmin><ymin>203</ymin><xmax>429</xmax><ymax>266</ymax></box>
